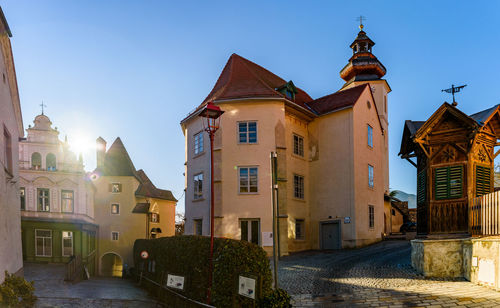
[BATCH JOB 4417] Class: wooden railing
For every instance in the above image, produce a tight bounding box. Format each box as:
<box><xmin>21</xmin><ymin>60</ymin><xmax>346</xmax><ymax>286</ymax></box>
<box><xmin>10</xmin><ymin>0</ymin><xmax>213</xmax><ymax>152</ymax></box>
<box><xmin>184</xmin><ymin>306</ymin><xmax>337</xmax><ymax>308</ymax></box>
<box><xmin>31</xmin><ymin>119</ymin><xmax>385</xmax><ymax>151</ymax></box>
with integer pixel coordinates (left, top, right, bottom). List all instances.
<box><xmin>470</xmin><ymin>191</ymin><xmax>500</xmax><ymax>236</ymax></box>
<box><xmin>65</xmin><ymin>255</ymin><xmax>82</xmax><ymax>283</ymax></box>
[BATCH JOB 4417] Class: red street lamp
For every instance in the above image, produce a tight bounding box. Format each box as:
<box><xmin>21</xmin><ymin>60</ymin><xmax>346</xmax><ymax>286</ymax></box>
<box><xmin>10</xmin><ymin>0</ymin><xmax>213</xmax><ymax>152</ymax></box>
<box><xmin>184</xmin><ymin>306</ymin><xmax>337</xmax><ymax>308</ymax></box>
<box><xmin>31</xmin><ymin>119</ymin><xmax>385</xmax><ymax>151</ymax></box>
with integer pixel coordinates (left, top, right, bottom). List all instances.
<box><xmin>198</xmin><ymin>101</ymin><xmax>224</xmax><ymax>304</ymax></box>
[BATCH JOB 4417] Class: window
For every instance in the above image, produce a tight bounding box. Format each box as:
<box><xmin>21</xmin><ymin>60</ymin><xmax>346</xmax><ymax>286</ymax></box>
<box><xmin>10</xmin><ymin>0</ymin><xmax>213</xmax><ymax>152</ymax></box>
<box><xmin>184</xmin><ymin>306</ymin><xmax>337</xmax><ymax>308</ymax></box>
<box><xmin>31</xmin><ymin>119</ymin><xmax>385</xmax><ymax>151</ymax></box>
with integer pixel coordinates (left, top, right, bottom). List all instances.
<box><xmin>293</xmin><ymin>134</ymin><xmax>304</xmax><ymax>157</ymax></box>
<box><xmin>31</xmin><ymin>152</ymin><xmax>41</xmax><ymax>170</ymax></box>
<box><xmin>369</xmin><ymin>205</ymin><xmax>375</xmax><ymax>229</ymax></box>
<box><xmin>46</xmin><ymin>153</ymin><xmax>56</xmax><ymax>171</ymax></box>
<box><xmin>194</xmin><ymin>173</ymin><xmax>203</xmax><ymax>199</ymax></box>
<box><xmin>62</xmin><ymin>231</ymin><xmax>73</xmax><ymax>256</ymax></box>
<box><xmin>295</xmin><ymin>219</ymin><xmax>305</xmax><ymax>240</ymax></box>
<box><xmin>37</xmin><ymin>188</ymin><xmax>50</xmax><ymax>212</ymax></box>
<box><xmin>367</xmin><ymin>125</ymin><xmax>373</xmax><ymax>148</ymax></box>
<box><xmin>150</xmin><ymin>213</ymin><xmax>160</xmax><ymax>223</ymax></box>
<box><xmin>3</xmin><ymin>126</ymin><xmax>12</xmax><ymax>174</ymax></box>
<box><xmin>368</xmin><ymin>165</ymin><xmax>374</xmax><ymax>188</ymax></box>
<box><xmin>61</xmin><ymin>190</ymin><xmax>74</xmax><ymax>213</ymax></box>
<box><xmin>391</xmin><ymin>209</ymin><xmax>396</xmax><ymax>216</ymax></box>
<box><xmin>110</xmin><ymin>183</ymin><xmax>122</xmax><ymax>193</ymax></box>
<box><xmin>111</xmin><ymin>231</ymin><xmax>119</xmax><ymax>241</ymax></box>
<box><xmin>476</xmin><ymin>165</ymin><xmax>491</xmax><ymax>197</ymax></box>
<box><xmin>417</xmin><ymin>170</ymin><xmax>426</xmax><ymax>205</ymax></box>
<box><xmin>294</xmin><ymin>174</ymin><xmax>304</xmax><ymax>199</ymax></box>
<box><xmin>194</xmin><ymin>219</ymin><xmax>202</xmax><ymax>235</ymax></box>
<box><xmin>384</xmin><ymin>96</ymin><xmax>387</xmax><ymax>113</ymax></box>
<box><xmin>240</xmin><ymin>219</ymin><xmax>259</xmax><ymax>245</ymax></box>
<box><xmin>239</xmin><ymin>167</ymin><xmax>258</xmax><ymax>193</ymax></box>
<box><xmin>111</xmin><ymin>203</ymin><xmax>120</xmax><ymax>214</ymax></box>
<box><xmin>20</xmin><ymin>187</ymin><xmax>25</xmax><ymax>211</ymax></box>
<box><xmin>435</xmin><ymin>165</ymin><xmax>463</xmax><ymax>200</ymax></box>
<box><xmin>35</xmin><ymin>229</ymin><xmax>52</xmax><ymax>257</ymax></box>
<box><xmin>194</xmin><ymin>132</ymin><xmax>204</xmax><ymax>155</ymax></box>
<box><xmin>238</xmin><ymin>121</ymin><xmax>257</xmax><ymax>143</ymax></box>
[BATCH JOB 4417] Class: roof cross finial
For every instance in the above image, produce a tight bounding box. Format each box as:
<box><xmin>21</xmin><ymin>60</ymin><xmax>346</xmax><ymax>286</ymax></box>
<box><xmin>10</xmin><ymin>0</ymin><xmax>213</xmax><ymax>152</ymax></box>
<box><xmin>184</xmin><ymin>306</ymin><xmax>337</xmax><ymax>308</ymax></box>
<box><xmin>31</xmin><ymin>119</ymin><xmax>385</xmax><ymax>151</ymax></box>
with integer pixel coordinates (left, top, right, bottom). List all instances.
<box><xmin>441</xmin><ymin>84</ymin><xmax>467</xmax><ymax>107</ymax></box>
<box><xmin>40</xmin><ymin>101</ymin><xmax>47</xmax><ymax>115</ymax></box>
<box><xmin>357</xmin><ymin>15</ymin><xmax>366</xmax><ymax>30</ymax></box>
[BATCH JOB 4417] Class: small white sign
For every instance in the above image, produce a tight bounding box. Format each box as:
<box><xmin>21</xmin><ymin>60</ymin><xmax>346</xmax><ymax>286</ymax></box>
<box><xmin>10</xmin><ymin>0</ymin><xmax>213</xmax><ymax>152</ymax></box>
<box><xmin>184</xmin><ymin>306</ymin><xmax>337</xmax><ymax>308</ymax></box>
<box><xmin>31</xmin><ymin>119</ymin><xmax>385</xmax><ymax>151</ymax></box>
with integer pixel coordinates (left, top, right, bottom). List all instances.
<box><xmin>262</xmin><ymin>232</ymin><xmax>273</xmax><ymax>247</ymax></box>
<box><xmin>478</xmin><ymin>259</ymin><xmax>495</xmax><ymax>287</ymax></box>
<box><xmin>239</xmin><ymin>275</ymin><xmax>256</xmax><ymax>299</ymax></box>
<box><xmin>344</xmin><ymin>217</ymin><xmax>351</xmax><ymax>224</ymax></box>
<box><xmin>140</xmin><ymin>251</ymin><xmax>149</xmax><ymax>259</ymax></box>
<box><xmin>166</xmin><ymin>274</ymin><xmax>185</xmax><ymax>290</ymax></box>
<box><xmin>472</xmin><ymin>256</ymin><xmax>478</xmax><ymax>267</ymax></box>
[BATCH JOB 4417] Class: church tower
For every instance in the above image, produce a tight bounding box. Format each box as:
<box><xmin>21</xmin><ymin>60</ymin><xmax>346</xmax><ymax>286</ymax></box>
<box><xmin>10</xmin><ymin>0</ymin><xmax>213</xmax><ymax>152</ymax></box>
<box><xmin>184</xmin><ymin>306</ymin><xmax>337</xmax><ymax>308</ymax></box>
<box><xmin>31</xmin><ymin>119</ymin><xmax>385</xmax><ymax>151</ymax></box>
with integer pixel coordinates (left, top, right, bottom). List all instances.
<box><xmin>340</xmin><ymin>22</ymin><xmax>391</xmax><ymax>193</ymax></box>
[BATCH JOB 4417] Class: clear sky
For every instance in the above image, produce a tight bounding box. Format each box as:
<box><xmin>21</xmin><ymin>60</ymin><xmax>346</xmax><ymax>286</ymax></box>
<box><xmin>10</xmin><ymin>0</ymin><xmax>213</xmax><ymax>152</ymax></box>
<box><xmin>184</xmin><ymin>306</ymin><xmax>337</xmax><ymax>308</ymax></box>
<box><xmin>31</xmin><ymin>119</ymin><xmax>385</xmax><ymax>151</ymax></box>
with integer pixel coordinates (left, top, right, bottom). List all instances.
<box><xmin>3</xmin><ymin>1</ymin><xmax>500</xmax><ymax>213</ymax></box>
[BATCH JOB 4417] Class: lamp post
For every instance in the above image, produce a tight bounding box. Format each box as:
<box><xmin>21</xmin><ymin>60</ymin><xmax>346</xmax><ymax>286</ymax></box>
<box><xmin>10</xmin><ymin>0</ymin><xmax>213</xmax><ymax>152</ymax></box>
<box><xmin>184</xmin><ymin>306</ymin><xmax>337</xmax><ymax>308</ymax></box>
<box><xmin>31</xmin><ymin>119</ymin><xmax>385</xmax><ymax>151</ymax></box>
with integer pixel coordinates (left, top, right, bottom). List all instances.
<box><xmin>198</xmin><ymin>101</ymin><xmax>224</xmax><ymax>304</ymax></box>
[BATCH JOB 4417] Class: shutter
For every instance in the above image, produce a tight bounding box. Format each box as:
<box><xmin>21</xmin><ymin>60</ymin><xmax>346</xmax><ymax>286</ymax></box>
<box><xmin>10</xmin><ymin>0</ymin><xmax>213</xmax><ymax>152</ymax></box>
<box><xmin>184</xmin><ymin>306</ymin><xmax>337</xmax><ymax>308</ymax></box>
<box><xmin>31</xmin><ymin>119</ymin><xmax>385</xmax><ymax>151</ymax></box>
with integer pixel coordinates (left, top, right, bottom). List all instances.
<box><xmin>435</xmin><ymin>167</ymin><xmax>449</xmax><ymax>200</ymax></box>
<box><xmin>448</xmin><ymin>165</ymin><xmax>463</xmax><ymax>199</ymax></box>
<box><xmin>476</xmin><ymin>165</ymin><xmax>491</xmax><ymax>197</ymax></box>
<box><xmin>417</xmin><ymin>170</ymin><xmax>426</xmax><ymax>205</ymax></box>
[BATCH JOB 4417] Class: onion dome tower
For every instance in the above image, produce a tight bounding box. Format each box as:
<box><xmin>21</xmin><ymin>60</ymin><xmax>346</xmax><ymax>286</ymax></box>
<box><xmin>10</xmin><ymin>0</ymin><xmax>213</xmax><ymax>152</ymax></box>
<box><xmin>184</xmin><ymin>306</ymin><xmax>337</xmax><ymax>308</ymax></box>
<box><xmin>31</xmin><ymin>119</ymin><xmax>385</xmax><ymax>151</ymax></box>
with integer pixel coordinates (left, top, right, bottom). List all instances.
<box><xmin>340</xmin><ymin>23</ymin><xmax>386</xmax><ymax>84</ymax></box>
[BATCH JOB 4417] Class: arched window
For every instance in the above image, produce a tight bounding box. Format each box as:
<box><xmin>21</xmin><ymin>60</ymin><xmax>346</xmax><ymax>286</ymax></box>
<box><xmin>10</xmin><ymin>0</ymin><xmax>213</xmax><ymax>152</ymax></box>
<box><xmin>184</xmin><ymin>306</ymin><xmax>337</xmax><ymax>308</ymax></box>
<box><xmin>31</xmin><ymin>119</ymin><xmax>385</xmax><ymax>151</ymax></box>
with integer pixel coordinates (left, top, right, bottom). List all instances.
<box><xmin>46</xmin><ymin>153</ymin><xmax>56</xmax><ymax>171</ymax></box>
<box><xmin>31</xmin><ymin>152</ymin><xmax>41</xmax><ymax>170</ymax></box>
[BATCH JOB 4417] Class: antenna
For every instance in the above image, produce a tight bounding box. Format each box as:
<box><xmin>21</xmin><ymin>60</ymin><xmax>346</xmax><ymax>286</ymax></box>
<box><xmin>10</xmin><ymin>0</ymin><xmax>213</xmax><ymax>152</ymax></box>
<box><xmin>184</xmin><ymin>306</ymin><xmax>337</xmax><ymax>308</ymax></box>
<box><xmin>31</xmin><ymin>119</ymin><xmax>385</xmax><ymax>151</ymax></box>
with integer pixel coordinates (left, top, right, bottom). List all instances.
<box><xmin>441</xmin><ymin>84</ymin><xmax>467</xmax><ymax>106</ymax></box>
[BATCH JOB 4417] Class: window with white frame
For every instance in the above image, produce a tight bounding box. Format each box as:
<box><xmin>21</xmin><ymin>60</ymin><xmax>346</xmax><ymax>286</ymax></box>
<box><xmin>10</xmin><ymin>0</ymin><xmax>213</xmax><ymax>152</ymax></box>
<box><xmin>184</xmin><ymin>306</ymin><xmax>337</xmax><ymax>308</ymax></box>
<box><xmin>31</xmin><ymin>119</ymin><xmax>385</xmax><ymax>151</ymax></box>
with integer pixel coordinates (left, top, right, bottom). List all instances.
<box><xmin>111</xmin><ymin>231</ymin><xmax>119</xmax><ymax>241</ymax></box>
<box><xmin>367</xmin><ymin>124</ymin><xmax>373</xmax><ymax>148</ymax></box>
<box><xmin>111</xmin><ymin>203</ymin><xmax>120</xmax><ymax>214</ymax></box>
<box><xmin>294</xmin><ymin>174</ymin><xmax>304</xmax><ymax>199</ymax></box>
<box><xmin>37</xmin><ymin>188</ymin><xmax>50</xmax><ymax>212</ymax></box>
<box><xmin>238</xmin><ymin>121</ymin><xmax>257</xmax><ymax>143</ymax></box>
<box><xmin>368</xmin><ymin>165</ymin><xmax>374</xmax><ymax>188</ymax></box>
<box><xmin>369</xmin><ymin>205</ymin><xmax>375</xmax><ymax>229</ymax></box>
<box><xmin>194</xmin><ymin>219</ymin><xmax>202</xmax><ymax>235</ymax></box>
<box><xmin>194</xmin><ymin>173</ymin><xmax>203</xmax><ymax>199</ymax></box>
<box><xmin>293</xmin><ymin>134</ymin><xmax>304</xmax><ymax>157</ymax></box>
<box><xmin>240</xmin><ymin>219</ymin><xmax>259</xmax><ymax>245</ymax></box>
<box><xmin>35</xmin><ymin>229</ymin><xmax>52</xmax><ymax>257</ymax></box>
<box><xmin>194</xmin><ymin>132</ymin><xmax>204</xmax><ymax>155</ymax></box>
<box><xmin>62</xmin><ymin>231</ymin><xmax>73</xmax><ymax>256</ymax></box>
<box><xmin>295</xmin><ymin>219</ymin><xmax>305</xmax><ymax>240</ymax></box>
<box><xmin>239</xmin><ymin>167</ymin><xmax>258</xmax><ymax>193</ymax></box>
<box><xmin>61</xmin><ymin>190</ymin><xmax>74</xmax><ymax>213</ymax></box>
<box><xmin>110</xmin><ymin>183</ymin><xmax>122</xmax><ymax>193</ymax></box>
<box><xmin>150</xmin><ymin>213</ymin><xmax>160</xmax><ymax>223</ymax></box>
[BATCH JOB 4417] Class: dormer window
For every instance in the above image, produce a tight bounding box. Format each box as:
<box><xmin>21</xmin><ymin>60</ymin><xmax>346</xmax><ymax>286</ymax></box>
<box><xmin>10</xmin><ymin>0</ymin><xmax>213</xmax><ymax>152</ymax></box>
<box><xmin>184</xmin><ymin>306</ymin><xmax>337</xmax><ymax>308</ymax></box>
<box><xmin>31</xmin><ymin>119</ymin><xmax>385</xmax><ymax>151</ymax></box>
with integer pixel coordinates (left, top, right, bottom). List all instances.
<box><xmin>277</xmin><ymin>80</ymin><xmax>297</xmax><ymax>101</ymax></box>
<box><xmin>285</xmin><ymin>90</ymin><xmax>293</xmax><ymax>100</ymax></box>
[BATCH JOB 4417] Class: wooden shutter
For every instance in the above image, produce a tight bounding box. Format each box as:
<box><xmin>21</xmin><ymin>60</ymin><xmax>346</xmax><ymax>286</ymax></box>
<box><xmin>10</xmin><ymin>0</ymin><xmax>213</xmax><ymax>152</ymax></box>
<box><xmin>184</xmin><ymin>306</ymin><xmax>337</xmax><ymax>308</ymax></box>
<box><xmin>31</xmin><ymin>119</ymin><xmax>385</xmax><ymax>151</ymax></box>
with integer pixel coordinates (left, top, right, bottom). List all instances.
<box><xmin>435</xmin><ymin>165</ymin><xmax>462</xmax><ymax>200</ymax></box>
<box><xmin>417</xmin><ymin>170</ymin><xmax>426</xmax><ymax>205</ymax></box>
<box><xmin>476</xmin><ymin>165</ymin><xmax>491</xmax><ymax>197</ymax></box>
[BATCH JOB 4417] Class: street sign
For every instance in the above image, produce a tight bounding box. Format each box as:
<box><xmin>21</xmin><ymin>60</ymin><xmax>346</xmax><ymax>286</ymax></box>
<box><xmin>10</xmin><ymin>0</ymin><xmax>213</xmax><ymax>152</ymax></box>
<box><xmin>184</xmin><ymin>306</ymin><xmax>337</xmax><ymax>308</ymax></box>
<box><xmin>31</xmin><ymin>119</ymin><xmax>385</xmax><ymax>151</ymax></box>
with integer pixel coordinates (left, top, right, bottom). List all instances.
<box><xmin>344</xmin><ymin>217</ymin><xmax>351</xmax><ymax>224</ymax></box>
<box><xmin>140</xmin><ymin>251</ymin><xmax>149</xmax><ymax>259</ymax></box>
<box><xmin>166</xmin><ymin>274</ymin><xmax>185</xmax><ymax>290</ymax></box>
<box><xmin>238</xmin><ymin>275</ymin><xmax>256</xmax><ymax>299</ymax></box>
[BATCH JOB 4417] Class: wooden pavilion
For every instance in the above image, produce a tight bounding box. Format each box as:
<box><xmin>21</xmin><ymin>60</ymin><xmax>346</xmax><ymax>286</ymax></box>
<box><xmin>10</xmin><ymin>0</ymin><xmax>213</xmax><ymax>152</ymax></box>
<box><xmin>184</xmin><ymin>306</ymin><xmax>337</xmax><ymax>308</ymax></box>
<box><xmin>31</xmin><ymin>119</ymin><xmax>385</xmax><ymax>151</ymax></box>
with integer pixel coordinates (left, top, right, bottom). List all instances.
<box><xmin>400</xmin><ymin>102</ymin><xmax>500</xmax><ymax>235</ymax></box>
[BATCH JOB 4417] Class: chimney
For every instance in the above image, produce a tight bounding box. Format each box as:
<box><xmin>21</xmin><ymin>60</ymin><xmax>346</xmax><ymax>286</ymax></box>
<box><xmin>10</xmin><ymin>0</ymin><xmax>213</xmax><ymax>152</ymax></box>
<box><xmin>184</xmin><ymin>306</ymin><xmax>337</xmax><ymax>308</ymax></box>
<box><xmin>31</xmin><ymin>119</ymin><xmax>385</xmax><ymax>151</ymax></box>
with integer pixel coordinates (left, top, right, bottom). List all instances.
<box><xmin>96</xmin><ymin>137</ymin><xmax>106</xmax><ymax>168</ymax></box>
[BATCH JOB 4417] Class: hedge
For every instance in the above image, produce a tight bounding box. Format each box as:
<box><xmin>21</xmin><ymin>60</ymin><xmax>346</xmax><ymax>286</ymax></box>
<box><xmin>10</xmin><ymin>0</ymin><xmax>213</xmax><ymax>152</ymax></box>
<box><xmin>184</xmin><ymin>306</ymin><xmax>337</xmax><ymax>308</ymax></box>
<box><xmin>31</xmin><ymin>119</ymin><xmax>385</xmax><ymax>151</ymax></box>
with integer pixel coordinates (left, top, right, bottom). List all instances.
<box><xmin>133</xmin><ymin>235</ymin><xmax>273</xmax><ymax>307</ymax></box>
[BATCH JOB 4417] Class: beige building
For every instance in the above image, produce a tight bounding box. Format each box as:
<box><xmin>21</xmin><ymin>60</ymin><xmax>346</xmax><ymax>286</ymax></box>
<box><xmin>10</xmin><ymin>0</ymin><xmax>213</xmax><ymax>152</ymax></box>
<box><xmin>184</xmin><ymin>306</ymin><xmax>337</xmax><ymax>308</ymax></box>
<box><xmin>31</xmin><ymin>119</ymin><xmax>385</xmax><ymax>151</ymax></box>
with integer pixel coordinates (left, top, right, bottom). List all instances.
<box><xmin>92</xmin><ymin>137</ymin><xmax>176</xmax><ymax>276</ymax></box>
<box><xmin>0</xmin><ymin>7</ymin><xmax>24</xmax><ymax>282</ymax></box>
<box><xmin>182</xmin><ymin>27</ymin><xmax>390</xmax><ymax>253</ymax></box>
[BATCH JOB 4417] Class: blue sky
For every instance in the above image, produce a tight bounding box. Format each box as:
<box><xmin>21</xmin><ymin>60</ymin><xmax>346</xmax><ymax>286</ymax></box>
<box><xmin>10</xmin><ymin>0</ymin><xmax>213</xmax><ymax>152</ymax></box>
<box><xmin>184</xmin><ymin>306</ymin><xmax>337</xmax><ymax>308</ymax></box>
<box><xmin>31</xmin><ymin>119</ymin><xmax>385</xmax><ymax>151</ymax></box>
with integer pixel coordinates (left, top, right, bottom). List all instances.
<box><xmin>4</xmin><ymin>1</ymin><xmax>500</xmax><ymax>213</ymax></box>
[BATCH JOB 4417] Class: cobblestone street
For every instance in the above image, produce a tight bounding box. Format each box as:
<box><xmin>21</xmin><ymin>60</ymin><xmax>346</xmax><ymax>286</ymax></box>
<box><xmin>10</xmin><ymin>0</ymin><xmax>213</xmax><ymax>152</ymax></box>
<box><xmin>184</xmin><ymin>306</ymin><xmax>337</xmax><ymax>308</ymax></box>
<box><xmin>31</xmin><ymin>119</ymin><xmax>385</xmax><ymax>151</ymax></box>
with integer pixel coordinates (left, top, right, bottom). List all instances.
<box><xmin>279</xmin><ymin>240</ymin><xmax>500</xmax><ymax>307</ymax></box>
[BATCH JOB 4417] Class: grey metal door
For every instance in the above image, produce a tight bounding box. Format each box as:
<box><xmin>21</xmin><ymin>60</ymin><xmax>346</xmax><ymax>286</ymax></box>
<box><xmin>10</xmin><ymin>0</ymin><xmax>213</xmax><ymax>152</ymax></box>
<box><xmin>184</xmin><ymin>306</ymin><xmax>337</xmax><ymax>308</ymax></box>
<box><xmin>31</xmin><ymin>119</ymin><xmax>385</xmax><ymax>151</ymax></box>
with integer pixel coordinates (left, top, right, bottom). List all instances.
<box><xmin>321</xmin><ymin>222</ymin><xmax>341</xmax><ymax>249</ymax></box>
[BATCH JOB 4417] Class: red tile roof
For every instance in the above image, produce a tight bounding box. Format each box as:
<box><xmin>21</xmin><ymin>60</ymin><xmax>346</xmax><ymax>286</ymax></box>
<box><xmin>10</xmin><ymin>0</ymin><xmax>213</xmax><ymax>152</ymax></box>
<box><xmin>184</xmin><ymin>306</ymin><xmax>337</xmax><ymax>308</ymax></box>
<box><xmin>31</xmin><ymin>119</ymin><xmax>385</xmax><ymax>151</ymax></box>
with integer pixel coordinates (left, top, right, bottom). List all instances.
<box><xmin>202</xmin><ymin>53</ymin><xmax>313</xmax><ymax>108</ymax></box>
<box><xmin>305</xmin><ymin>84</ymin><xmax>369</xmax><ymax>115</ymax></box>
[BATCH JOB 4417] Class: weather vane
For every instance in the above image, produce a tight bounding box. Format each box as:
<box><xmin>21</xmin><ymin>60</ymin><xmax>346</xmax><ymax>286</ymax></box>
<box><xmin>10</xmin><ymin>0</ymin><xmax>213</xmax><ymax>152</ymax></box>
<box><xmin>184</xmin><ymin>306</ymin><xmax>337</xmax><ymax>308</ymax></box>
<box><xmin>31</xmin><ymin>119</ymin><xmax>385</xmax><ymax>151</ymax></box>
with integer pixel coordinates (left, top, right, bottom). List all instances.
<box><xmin>356</xmin><ymin>15</ymin><xmax>366</xmax><ymax>30</ymax></box>
<box><xmin>441</xmin><ymin>84</ymin><xmax>467</xmax><ymax>106</ymax></box>
<box><xmin>40</xmin><ymin>101</ymin><xmax>47</xmax><ymax>115</ymax></box>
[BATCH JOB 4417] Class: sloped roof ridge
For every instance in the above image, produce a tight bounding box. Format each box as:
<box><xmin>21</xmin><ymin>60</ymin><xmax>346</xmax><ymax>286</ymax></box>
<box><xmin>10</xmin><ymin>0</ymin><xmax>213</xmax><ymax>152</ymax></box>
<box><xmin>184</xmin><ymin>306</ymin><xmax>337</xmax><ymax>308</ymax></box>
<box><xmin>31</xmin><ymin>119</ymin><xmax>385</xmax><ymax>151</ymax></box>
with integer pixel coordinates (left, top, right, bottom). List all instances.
<box><xmin>311</xmin><ymin>83</ymin><xmax>368</xmax><ymax>104</ymax></box>
<box><xmin>305</xmin><ymin>83</ymin><xmax>369</xmax><ymax>115</ymax></box>
<box><xmin>469</xmin><ymin>104</ymin><xmax>500</xmax><ymax>125</ymax></box>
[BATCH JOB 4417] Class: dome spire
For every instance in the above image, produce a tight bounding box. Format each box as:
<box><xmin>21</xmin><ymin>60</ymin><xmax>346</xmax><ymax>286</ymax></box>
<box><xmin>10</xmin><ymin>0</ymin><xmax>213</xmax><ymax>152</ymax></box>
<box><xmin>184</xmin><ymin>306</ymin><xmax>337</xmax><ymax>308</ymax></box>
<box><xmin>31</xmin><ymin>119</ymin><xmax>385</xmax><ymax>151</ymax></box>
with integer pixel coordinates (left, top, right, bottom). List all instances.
<box><xmin>40</xmin><ymin>101</ymin><xmax>46</xmax><ymax>115</ymax></box>
<box><xmin>357</xmin><ymin>15</ymin><xmax>366</xmax><ymax>31</ymax></box>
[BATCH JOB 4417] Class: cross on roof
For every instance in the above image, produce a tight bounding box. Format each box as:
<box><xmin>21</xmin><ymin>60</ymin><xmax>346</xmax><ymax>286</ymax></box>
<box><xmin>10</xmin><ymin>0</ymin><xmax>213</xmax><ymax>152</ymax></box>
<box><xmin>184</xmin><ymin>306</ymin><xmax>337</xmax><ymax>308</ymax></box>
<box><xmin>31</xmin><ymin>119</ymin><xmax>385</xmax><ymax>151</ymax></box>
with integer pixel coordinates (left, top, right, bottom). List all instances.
<box><xmin>357</xmin><ymin>15</ymin><xmax>366</xmax><ymax>30</ymax></box>
<box><xmin>40</xmin><ymin>102</ymin><xmax>46</xmax><ymax>115</ymax></box>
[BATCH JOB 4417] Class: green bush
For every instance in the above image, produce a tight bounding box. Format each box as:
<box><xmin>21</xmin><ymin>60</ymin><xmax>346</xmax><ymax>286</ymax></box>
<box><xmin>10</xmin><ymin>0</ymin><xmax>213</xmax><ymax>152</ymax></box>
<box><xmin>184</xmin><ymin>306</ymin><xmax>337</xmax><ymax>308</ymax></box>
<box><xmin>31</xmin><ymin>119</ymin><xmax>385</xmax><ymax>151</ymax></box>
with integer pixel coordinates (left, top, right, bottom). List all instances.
<box><xmin>134</xmin><ymin>235</ymin><xmax>273</xmax><ymax>307</ymax></box>
<box><xmin>257</xmin><ymin>288</ymin><xmax>291</xmax><ymax>308</ymax></box>
<box><xmin>0</xmin><ymin>271</ymin><xmax>37</xmax><ymax>307</ymax></box>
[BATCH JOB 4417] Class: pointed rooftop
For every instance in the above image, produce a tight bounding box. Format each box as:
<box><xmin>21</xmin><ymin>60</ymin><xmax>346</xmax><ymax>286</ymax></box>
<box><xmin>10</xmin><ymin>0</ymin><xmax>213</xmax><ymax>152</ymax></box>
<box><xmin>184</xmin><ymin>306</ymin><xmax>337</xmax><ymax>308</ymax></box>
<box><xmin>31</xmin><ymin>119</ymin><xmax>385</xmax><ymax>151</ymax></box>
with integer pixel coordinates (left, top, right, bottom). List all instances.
<box><xmin>96</xmin><ymin>137</ymin><xmax>137</xmax><ymax>177</ymax></box>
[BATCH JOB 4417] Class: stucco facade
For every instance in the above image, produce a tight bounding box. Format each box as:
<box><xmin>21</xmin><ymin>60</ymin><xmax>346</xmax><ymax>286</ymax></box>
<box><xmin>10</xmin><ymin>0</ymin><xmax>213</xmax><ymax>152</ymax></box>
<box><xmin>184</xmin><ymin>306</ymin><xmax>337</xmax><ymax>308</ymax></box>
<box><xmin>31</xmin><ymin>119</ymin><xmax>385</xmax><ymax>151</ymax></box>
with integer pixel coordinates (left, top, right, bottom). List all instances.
<box><xmin>183</xmin><ymin>27</ymin><xmax>390</xmax><ymax>253</ymax></box>
<box><xmin>0</xmin><ymin>7</ymin><xmax>24</xmax><ymax>282</ymax></box>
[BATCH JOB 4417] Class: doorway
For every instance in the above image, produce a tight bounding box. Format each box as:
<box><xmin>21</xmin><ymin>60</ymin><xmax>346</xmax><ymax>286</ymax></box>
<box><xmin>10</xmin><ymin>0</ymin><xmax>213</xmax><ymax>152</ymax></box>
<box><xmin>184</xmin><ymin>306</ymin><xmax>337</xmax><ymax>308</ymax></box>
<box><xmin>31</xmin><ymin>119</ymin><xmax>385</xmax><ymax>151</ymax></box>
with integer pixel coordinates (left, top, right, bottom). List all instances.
<box><xmin>320</xmin><ymin>221</ymin><xmax>341</xmax><ymax>249</ymax></box>
<box><xmin>100</xmin><ymin>253</ymin><xmax>123</xmax><ymax>277</ymax></box>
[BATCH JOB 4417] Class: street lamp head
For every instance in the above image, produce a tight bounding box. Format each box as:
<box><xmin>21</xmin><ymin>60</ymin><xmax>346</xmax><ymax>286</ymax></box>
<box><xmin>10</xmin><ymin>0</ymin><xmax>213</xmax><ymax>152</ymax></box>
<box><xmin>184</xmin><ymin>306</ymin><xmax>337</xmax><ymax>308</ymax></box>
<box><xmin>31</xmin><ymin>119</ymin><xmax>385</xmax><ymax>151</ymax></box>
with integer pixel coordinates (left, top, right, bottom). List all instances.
<box><xmin>199</xmin><ymin>101</ymin><xmax>224</xmax><ymax>133</ymax></box>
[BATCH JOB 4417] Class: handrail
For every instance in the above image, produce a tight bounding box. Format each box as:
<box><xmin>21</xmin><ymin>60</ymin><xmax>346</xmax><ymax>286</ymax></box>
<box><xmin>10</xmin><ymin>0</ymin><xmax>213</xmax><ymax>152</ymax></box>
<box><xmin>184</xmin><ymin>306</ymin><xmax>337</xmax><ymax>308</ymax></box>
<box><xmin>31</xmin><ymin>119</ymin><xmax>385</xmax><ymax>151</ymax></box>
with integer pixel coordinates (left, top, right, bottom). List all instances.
<box><xmin>65</xmin><ymin>255</ymin><xmax>82</xmax><ymax>282</ymax></box>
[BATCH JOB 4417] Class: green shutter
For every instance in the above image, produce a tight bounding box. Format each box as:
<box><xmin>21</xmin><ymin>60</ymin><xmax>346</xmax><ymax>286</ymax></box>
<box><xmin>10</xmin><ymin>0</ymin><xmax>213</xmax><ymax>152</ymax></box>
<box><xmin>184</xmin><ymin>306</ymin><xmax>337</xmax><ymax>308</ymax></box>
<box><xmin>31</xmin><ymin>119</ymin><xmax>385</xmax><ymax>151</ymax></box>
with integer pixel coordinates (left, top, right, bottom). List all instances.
<box><xmin>417</xmin><ymin>170</ymin><xmax>426</xmax><ymax>205</ymax></box>
<box><xmin>435</xmin><ymin>165</ymin><xmax>463</xmax><ymax>200</ymax></box>
<box><xmin>476</xmin><ymin>165</ymin><xmax>491</xmax><ymax>197</ymax></box>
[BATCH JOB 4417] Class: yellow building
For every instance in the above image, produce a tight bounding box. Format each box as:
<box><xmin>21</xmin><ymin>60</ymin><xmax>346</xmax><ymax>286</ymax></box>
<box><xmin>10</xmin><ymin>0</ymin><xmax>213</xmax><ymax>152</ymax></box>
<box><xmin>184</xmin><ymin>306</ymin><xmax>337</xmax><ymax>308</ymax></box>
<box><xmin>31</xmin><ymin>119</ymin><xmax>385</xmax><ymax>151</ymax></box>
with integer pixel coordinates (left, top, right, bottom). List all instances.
<box><xmin>181</xmin><ymin>27</ymin><xmax>390</xmax><ymax>253</ymax></box>
<box><xmin>92</xmin><ymin>137</ymin><xmax>176</xmax><ymax>276</ymax></box>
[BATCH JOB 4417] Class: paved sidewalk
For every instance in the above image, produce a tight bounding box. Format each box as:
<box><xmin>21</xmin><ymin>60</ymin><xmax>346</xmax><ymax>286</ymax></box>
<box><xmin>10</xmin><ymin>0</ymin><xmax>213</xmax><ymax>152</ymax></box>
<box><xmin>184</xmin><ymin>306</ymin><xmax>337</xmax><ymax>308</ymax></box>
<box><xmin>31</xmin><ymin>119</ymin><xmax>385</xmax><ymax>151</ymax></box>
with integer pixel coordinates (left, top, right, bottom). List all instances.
<box><xmin>278</xmin><ymin>241</ymin><xmax>500</xmax><ymax>307</ymax></box>
<box><xmin>24</xmin><ymin>263</ymin><xmax>160</xmax><ymax>307</ymax></box>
